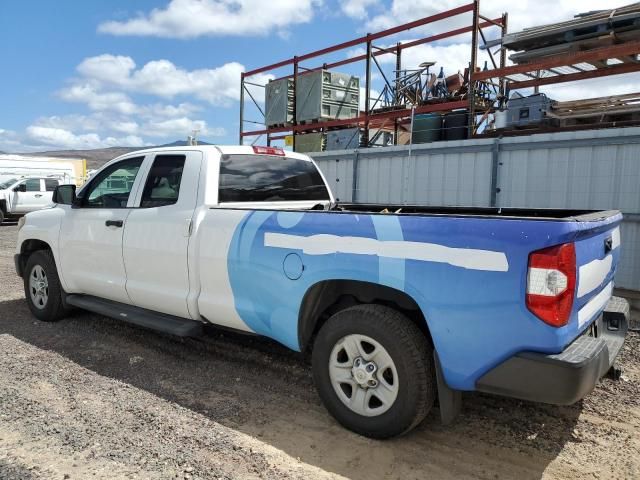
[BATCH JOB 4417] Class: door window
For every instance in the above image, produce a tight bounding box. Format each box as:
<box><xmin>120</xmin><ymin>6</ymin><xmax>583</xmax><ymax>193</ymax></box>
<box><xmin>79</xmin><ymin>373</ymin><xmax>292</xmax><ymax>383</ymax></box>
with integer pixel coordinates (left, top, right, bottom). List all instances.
<box><xmin>82</xmin><ymin>157</ymin><xmax>144</xmax><ymax>208</ymax></box>
<box><xmin>140</xmin><ymin>155</ymin><xmax>186</xmax><ymax>208</ymax></box>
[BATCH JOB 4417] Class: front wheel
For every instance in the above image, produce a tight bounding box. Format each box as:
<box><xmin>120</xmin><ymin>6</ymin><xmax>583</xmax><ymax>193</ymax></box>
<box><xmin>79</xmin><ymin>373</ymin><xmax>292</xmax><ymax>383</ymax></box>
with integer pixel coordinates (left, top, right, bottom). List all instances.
<box><xmin>23</xmin><ymin>250</ymin><xmax>70</xmax><ymax>322</ymax></box>
<box><xmin>312</xmin><ymin>304</ymin><xmax>436</xmax><ymax>439</ymax></box>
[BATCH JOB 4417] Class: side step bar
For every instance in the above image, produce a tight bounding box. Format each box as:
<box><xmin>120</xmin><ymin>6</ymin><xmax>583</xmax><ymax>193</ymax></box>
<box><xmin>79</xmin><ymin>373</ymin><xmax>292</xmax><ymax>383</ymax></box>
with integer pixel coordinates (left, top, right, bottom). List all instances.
<box><xmin>65</xmin><ymin>294</ymin><xmax>204</xmax><ymax>337</ymax></box>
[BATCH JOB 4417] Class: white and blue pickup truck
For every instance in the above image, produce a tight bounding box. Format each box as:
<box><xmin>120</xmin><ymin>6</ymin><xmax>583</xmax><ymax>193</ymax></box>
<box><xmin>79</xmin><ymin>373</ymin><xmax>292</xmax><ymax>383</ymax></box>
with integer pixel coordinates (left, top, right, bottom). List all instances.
<box><xmin>0</xmin><ymin>176</ymin><xmax>62</xmax><ymax>224</ymax></box>
<box><xmin>14</xmin><ymin>145</ymin><xmax>629</xmax><ymax>438</ymax></box>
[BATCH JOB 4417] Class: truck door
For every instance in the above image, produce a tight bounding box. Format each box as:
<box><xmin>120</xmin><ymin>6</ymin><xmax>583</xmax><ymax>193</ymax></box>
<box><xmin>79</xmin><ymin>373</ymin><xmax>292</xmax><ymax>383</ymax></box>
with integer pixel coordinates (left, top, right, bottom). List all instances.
<box><xmin>12</xmin><ymin>178</ymin><xmax>45</xmax><ymax>213</ymax></box>
<box><xmin>122</xmin><ymin>151</ymin><xmax>202</xmax><ymax>318</ymax></box>
<box><xmin>58</xmin><ymin>156</ymin><xmax>146</xmax><ymax>304</ymax></box>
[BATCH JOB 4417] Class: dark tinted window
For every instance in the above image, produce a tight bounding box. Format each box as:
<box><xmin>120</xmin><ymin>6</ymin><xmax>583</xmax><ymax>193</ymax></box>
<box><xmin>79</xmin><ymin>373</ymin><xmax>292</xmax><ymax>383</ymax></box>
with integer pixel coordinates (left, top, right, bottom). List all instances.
<box><xmin>83</xmin><ymin>157</ymin><xmax>143</xmax><ymax>208</ymax></box>
<box><xmin>219</xmin><ymin>155</ymin><xmax>329</xmax><ymax>203</ymax></box>
<box><xmin>44</xmin><ymin>179</ymin><xmax>59</xmax><ymax>191</ymax></box>
<box><xmin>25</xmin><ymin>179</ymin><xmax>41</xmax><ymax>192</ymax></box>
<box><xmin>140</xmin><ymin>155</ymin><xmax>186</xmax><ymax>208</ymax></box>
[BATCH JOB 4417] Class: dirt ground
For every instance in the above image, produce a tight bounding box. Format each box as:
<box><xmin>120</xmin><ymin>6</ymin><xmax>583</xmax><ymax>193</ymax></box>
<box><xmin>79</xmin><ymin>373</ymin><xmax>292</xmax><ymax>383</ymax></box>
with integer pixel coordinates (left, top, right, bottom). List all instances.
<box><xmin>0</xmin><ymin>222</ymin><xmax>639</xmax><ymax>480</ymax></box>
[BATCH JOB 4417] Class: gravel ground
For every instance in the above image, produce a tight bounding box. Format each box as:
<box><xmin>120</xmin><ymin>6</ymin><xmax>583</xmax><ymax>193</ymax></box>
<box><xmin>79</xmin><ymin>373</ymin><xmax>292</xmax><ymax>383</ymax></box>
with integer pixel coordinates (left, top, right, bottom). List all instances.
<box><xmin>0</xmin><ymin>222</ymin><xmax>639</xmax><ymax>480</ymax></box>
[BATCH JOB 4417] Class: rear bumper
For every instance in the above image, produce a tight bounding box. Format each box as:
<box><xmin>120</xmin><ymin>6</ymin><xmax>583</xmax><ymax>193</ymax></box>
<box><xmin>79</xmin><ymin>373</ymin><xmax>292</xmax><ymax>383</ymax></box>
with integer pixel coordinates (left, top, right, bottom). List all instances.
<box><xmin>476</xmin><ymin>296</ymin><xmax>629</xmax><ymax>405</ymax></box>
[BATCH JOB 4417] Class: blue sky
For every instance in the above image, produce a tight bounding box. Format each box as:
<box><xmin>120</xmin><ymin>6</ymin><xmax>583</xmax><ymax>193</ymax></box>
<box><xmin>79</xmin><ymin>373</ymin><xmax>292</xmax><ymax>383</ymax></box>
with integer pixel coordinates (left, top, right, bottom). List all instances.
<box><xmin>0</xmin><ymin>0</ymin><xmax>635</xmax><ymax>152</ymax></box>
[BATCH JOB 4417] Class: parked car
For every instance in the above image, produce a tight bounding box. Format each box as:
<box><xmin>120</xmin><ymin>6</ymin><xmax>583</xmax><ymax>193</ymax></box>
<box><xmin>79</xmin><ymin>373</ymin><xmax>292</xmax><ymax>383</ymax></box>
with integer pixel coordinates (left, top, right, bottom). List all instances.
<box><xmin>0</xmin><ymin>176</ymin><xmax>61</xmax><ymax>224</ymax></box>
<box><xmin>14</xmin><ymin>145</ymin><xmax>628</xmax><ymax>438</ymax></box>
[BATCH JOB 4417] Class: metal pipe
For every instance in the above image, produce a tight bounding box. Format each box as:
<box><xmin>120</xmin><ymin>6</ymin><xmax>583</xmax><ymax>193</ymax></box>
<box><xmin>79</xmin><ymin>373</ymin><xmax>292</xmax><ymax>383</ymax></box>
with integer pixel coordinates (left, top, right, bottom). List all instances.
<box><xmin>292</xmin><ymin>57</ymin><xmax>299</xmax><ymax>151</ymax></box>
<box><xmin>364</xmin><ymin>36</ymin><xmax>372</xmax><ymax>147</ymax></box>
<box><xmin>394</xmin><ymin>42</ymin><xmax>402</xmax><ymax>146</ymax></box>
<box><xmin>499</xmin><ymin>13</ymin><xmax>508</xmax><ymax>105</ymax></box>
<box><xmin>239</xmin><ymin>73</ymin><xmax>245</xmax><ymax>145</ymax></box>
<box><xmin>469</xmin><ymin>0</ymin><xmax>480</xmax><ymax>137</ymax></box>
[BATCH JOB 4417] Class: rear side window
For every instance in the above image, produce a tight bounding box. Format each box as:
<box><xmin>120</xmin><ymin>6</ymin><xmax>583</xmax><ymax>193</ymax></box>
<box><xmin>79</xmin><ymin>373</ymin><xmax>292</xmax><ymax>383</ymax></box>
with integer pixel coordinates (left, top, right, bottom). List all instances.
<box><xmin>44</xmin><ymin>179</ymin><xmax>58</xmax><ymax>191</ymax></box>
<box><xmin>219</xmin><ymin>154</ymin><xmax>329</xmax><ymax>203</ymax></box>
<box><xmin>140</xmin><ymin>155</ymin><xmax>186</xmax><ymax>208</ymax></box>
<box><xmin>25</xmin><ymin>179</ymin><xmax>42</xmax><ymax>192</ymax></box>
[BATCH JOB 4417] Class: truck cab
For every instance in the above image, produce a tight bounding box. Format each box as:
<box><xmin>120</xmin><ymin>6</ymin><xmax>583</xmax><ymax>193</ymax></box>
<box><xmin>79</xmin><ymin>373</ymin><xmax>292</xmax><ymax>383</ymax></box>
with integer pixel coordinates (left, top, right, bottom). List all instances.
<box><xmin>0</xmin><ymin>177</ymin><xmax>61</xmax><ymax>224</ymax></box>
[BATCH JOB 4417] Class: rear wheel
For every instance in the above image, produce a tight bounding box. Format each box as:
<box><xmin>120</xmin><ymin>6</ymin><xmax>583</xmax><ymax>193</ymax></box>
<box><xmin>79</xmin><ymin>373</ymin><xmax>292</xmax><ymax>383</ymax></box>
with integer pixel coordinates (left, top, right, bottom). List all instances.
<box><xmin>312</xmin><ymin>304</ymin><xmax>436</xmax><ymax>439</ymax></box>
<box><xmin>23</xmin><ymin>250</ymin><xmax>69</xmax><ymax>322</ymax></box>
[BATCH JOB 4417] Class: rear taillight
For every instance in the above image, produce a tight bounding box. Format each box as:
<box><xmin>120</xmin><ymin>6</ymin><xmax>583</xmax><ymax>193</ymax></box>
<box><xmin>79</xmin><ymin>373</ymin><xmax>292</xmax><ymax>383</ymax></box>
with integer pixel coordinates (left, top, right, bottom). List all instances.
<box><xmin>526</xmin><ymin>243</ymin><xmax>576</xmax><ymax>327</ymax></box>
<box><xmin>252</xmin><ymin>146</ymin><xmax>285</xmax><ymax>156</ymax></box>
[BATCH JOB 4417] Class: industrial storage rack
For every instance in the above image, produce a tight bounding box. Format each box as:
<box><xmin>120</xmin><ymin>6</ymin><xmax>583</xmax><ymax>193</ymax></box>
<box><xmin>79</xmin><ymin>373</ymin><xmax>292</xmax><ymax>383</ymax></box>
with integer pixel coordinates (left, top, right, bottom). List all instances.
<box><xmin>238</xmin><ymin>0</ymin><xmax>507</xmax><ymax>148</ymax></box>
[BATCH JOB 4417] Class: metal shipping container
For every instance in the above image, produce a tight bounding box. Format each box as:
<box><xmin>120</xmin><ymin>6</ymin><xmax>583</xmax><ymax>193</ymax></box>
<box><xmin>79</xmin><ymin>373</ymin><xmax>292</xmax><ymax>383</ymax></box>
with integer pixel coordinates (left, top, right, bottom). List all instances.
<box><xmin>265</xmin><ymin>78</ymin><xmax>294</xmax><ymax>127</ymax></box>
<box><xmin>296</xmin><ymin>70</ymin><xmax>360</xmax><ymax>123</ymax></box>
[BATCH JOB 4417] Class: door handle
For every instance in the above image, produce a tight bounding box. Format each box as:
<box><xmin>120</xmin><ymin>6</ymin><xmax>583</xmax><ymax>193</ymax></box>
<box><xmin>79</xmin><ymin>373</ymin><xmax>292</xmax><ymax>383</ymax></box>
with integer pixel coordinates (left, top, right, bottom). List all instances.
<box><xmin>105</xmin><ymin>220</ymin><xmax>124</xmax><ymax>228</ymax></box>
<box><xmin>34</xmin><ymin>194</ymin><xmax>43</xmax><ymax>198</ymax></box>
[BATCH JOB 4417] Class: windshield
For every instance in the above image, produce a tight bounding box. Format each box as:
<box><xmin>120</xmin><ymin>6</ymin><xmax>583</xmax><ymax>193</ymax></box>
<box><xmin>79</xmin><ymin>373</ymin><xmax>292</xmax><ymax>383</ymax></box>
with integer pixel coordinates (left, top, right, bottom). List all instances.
<box><xmin>0</xmin><ymin>178</ymin><xmax>18</xmax><ymax>189</ymax></box>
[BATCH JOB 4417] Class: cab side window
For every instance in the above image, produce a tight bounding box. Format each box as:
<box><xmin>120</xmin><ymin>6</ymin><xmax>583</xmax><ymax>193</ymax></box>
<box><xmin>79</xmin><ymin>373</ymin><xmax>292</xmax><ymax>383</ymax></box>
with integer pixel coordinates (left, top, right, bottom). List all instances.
<box><xmin>44</xmin><ymin>179</ymin><xmax>59</xmax><ymax>191</ymax></box>
<box><xmin>25</xmin><ymin>179</ymin><xmax>42</xmax><ymax>192</ymax></box>
<box><xmin>82</xmin><ymin>157</ymin><xmax>144</xmax><ymax>208</ymax></box>
<box><xmin>140</xmin><ymin>155</ymin><xmax>186</xmax><ymax>208</ymax></box>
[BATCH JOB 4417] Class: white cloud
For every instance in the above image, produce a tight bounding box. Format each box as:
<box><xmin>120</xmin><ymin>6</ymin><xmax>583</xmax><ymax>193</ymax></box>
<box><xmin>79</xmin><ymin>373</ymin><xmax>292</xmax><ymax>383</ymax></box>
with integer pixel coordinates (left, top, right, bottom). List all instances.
<box><xmin>365</xmin><ymin>1</ymin><xmax>630</xmax><ymax>34</ymax></box>
<box><xmin>98</xmin><ymin>0</ymin><xmax>322</xmax><ymax>39</ymax></box>
<box><xmin>25</xmin><ymin>126</ymin><xmax>144</xmax><ymax>150</ymax></box>
<box><xmin>59</xmin><ymin>83</ymin><xmax>138</xmax><ymax>114</ymax></box>
<box><xmin>144</xmin><ymin>117</ymin><xmax>226</xmax><ymax>138</ymax></box>
<box><xmin>342</xmin><ymin>0</ymin><xmax>379</xmax><ymax>19</ymax></box>
<box><xmin>63</xmin><ymin>55</ymin><xmax>272</xmax><ymax>107</ymax></box>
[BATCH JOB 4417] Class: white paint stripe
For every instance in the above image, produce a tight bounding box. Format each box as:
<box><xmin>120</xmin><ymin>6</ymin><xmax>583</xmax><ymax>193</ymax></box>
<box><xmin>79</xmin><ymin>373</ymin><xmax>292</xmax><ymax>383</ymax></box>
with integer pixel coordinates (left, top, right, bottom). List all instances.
<box><xmin>264</xmin><ymin>232</ymin><xmax>509</xmax><ymax>272</ymax></box>
<box><xmin>611</xmin><ymin>226</ymin><xmax>621</xmax><ymax>250</ymax></box>
<box><xmin>578</xmin><ymin>255</ymin><xmax>612</xmax><ymax>298</ymax></box>
<box><xmin>578</xmin><ymin>281</ymin><xmax>613</xmax><ymax>328</ymax></box>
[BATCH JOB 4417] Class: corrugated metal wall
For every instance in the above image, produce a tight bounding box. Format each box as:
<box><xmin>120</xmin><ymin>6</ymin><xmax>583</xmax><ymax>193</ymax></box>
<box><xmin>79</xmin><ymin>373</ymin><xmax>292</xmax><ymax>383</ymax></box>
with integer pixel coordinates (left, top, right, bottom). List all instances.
<box><xmin>311</xmin><ymin>127</ymin><xmax>640</xmax><ymax>291</ymax></box>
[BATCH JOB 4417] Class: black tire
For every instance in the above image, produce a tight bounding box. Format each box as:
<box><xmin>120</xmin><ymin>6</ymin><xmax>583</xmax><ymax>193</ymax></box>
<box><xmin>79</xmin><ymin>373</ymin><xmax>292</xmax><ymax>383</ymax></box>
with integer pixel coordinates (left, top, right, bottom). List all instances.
<box><xmin>23</xmin><ymin>250</ymin><xmax>70</xmax><ymax>322</ymax></box>
<box><xmin>0</xmin><ymin>209</ymin><xmax>4</xmax><ymax>225</ymax></box>
<box><xmin>312</xmin><ymin>304</ymin><xmax>435</xmax><ymax>439</ymax></box>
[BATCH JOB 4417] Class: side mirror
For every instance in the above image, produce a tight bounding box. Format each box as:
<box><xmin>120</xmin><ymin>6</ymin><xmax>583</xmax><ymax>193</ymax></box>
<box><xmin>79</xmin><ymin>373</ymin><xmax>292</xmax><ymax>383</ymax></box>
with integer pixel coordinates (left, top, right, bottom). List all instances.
<box><xmin>52</xmin><ymin>184</ymin><xmax>77</xmax><ymax>205</ymax></box>
<box><xmin>14</xmin><ymin>184</ymin><xmax>26</xmax><ymax>192</ymax></box>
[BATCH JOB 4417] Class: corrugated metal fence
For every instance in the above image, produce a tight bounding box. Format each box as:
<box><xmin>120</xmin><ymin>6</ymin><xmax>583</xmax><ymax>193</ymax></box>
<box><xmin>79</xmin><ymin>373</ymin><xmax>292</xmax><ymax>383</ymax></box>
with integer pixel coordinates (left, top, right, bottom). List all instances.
<box><xmin>311</xmin><ymin>127</ymin><xmax>640</xmax><ymax>292</ymax></box>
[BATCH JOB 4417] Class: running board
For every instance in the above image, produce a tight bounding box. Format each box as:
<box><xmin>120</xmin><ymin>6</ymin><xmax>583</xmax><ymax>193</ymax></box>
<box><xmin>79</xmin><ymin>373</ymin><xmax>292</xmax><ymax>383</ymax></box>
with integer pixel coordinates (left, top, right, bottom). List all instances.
<box><xmin>65</xmin><ymin>294</ymin><xmax>204</xmax><ymax>337</ymax></box>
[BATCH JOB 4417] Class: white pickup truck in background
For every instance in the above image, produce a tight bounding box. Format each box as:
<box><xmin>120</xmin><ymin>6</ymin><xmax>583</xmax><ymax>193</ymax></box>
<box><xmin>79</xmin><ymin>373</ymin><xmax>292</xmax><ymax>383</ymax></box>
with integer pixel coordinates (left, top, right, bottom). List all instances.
<box><xmin>0</xmin><ymin>177</ymin><xmax>62</xmax><ymax>224</ymax></box>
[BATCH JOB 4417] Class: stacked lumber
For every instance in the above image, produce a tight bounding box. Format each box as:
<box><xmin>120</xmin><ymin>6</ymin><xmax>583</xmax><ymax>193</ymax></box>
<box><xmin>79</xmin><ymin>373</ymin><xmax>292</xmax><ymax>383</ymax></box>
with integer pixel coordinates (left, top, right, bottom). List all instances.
<box><xmin>503</xmin><ymin>3</ymin><xmax>640</xmax><ymax>64</ymax></box>
<box><xmin>548</xmin><ymin>92</ymin><xmax>640</xmax><ymax>126</ymax></box>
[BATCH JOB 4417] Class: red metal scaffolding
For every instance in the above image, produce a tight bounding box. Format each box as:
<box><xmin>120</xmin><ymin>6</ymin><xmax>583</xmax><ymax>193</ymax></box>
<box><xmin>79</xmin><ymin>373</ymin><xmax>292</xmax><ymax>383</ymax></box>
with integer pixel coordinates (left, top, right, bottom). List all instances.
<box><xmin>239</xmin><ymin>0</ymin><xmax>507</xmax><ymax>147</ymax></box>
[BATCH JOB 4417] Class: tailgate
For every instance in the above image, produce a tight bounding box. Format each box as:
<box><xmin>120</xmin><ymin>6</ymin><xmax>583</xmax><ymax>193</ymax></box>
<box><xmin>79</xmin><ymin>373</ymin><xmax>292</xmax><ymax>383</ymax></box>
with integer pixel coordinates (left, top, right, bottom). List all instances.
<box><xmin>573</xmin><ymin>212</ymin><xmax>622</xmax><ymax>331</ymax></box>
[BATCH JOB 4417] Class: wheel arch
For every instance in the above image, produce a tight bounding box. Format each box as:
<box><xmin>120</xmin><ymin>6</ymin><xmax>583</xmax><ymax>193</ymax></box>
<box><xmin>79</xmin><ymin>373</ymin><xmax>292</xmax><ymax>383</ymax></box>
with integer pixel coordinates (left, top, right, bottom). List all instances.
<box><xmin>298</xmin><ymin>279</ymin><xmax>432</xmax><ymax>353</ymax></box>
<box><xmin>17</xmin><ymin>239</ymin><xmax>53</xmax><ymax>277</ymax></box>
